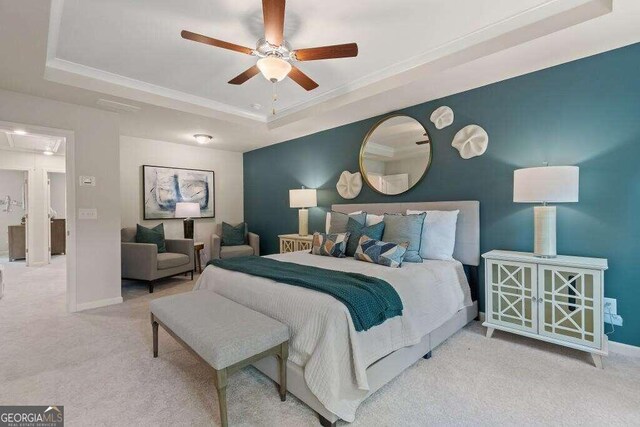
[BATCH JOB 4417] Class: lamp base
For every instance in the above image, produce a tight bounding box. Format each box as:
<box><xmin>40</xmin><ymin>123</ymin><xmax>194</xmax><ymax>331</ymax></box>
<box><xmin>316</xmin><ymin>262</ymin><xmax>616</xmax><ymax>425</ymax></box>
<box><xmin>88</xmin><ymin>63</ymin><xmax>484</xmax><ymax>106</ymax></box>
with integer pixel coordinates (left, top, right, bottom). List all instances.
<box><xmin>298</xmin><ymin>208</ymin><xmax>309</xmax><ymax>236</ymax></box>
<box><xmin>534</xmin><ymin>205</ymin><xmax>556</xmax><ymax>258</ymax></box>
<box><xmin>183</xmin><ymin>218</ymin><xmax>194</xmax><ymax>239</ymax></box>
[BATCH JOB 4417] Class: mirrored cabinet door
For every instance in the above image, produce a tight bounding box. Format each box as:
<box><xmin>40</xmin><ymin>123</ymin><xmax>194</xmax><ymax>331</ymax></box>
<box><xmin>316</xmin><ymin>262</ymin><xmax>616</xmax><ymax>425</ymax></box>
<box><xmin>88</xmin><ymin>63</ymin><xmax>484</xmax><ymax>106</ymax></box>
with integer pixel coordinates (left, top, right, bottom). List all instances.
<box><xmin>486</xmin><ymin>260</ymin><xmax>538</xmax><ymax>334</ymax></box>
<box><xmin>538</xmin><ymin>266</ymin><xmax>602</xmax><ymax>348</ymax></box>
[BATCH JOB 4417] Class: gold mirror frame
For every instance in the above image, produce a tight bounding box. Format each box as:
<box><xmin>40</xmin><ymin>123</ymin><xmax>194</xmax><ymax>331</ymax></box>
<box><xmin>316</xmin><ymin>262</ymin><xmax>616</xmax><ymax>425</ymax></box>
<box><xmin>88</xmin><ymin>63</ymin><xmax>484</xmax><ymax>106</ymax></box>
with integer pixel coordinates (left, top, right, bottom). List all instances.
<box><xmin>359</xmin><ymin>114</ymin><xmax>433</xmax><ymax>196</ymax></box>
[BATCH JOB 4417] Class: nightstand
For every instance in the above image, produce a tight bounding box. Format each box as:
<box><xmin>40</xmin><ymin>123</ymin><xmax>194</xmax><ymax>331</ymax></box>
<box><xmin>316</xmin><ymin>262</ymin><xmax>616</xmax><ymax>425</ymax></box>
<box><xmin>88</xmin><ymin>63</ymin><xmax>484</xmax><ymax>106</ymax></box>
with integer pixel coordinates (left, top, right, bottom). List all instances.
<box><xmin>482</xmin><ymin>250</ymin><xmax>608</xmax><ymax>368</ymax></box>
<box><xmin>194</xmin><ymin>242</ymin><xmax>205</xmax><ymax>273</ymax></box>
<box><xmin>278</xmin><ymin>234</ymin><xmax>314</xmax><ymax>253</ymax></box>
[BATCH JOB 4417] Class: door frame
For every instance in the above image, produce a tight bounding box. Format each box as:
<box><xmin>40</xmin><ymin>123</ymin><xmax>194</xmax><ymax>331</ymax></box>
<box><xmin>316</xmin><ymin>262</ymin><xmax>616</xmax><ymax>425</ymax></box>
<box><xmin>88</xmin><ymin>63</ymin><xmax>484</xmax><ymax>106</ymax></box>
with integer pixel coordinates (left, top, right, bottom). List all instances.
<box><xmin>43</xmin><ymin>168</ymin><xmax>66</xmax><ymax>264</ymax></box>
<box><xmin>0</xmin><ymin>120</ymin><xmax>76</xmax><ymax>312</ymax></box>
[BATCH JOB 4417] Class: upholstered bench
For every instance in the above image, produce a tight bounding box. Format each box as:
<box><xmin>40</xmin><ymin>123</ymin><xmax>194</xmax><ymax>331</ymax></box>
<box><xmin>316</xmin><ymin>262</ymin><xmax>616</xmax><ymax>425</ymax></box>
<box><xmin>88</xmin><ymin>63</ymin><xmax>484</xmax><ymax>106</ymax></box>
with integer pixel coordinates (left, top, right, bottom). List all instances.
<box><xmin>150</xmin><ymin>291</ymin><xmax>290</xmax><ymax>427</ymax></box>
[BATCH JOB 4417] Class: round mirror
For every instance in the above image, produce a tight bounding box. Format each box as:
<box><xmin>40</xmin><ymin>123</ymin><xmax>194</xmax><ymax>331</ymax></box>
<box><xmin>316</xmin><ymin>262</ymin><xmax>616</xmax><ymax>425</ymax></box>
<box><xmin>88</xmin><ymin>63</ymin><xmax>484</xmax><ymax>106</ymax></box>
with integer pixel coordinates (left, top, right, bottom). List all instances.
<box><xmin>359</xmin><ymin>115</ymin><xmax>432</xmax><ymax>195</ymax></box>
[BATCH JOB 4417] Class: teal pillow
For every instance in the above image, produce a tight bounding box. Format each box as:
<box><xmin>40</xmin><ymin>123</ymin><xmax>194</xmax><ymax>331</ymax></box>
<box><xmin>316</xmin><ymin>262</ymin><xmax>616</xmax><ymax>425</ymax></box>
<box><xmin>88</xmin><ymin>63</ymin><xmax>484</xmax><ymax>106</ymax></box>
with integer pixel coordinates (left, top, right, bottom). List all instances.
<box><xmin>136</xmin><ymin>223</ymin><xmax>166</xmax><ymax>253</ymax></box>
<box><xmin>345</xmin><ymin>216</ymin><xmax>385</xmax><ymax>257</ymax></box>
<box><xmin>222</xmin><ymin>222</ymin><xmax>246</xmax><ymax>246</ymax></box>
<box><xmin>381</xmin><ymin>213</ymin><xmax>426</xmax><ymax>263</ymax></box>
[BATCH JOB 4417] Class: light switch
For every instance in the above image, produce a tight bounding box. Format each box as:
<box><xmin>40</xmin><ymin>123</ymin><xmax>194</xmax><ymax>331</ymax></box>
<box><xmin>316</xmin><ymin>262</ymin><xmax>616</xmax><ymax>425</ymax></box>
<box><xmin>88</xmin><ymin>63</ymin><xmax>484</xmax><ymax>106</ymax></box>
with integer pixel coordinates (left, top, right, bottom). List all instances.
<box><xmin>79</xmin><ymin>176</ymin><xmax>96</xmax><ymax>186</ymax></box>
<box><xmin>79</xmin><ymin>208</ymin><xmax>98</xmax><ymax>220</ymax></box>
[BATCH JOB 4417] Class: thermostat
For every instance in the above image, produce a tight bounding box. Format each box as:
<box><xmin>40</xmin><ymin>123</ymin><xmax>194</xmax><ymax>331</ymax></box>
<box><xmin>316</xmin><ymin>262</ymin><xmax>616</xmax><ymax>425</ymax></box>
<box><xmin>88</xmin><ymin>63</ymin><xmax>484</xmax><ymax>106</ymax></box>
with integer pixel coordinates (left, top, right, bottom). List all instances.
<box><xmin>79</xmin><ymin>176</ymin><xmax>96</xmax><ymax>186</ymax></box>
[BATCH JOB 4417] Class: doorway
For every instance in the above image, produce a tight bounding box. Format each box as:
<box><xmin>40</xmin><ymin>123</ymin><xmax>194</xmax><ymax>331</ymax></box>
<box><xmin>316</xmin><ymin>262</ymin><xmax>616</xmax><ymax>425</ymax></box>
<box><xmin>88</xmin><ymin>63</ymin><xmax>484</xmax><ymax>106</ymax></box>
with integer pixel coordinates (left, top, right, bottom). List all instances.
<box><xmin>0</xmin><ymin>122</ymin><xmax>73</xmax><ymax>309</ymax></box>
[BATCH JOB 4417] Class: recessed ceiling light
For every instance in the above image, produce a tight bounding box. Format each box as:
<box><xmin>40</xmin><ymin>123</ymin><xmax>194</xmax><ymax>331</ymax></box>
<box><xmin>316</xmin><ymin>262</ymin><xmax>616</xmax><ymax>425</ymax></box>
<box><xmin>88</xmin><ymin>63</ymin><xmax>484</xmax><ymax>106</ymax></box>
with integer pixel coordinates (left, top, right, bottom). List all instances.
<box><xmin>250</xmin><ymin>103</ymin><xmax>263</xmax><ymax>110</ymax></box>
<box><xmin>194</xmin><ymin>134</ymin><xmax>213</xmax><ymax>144</ymax></box>
<box><xmin>43</xmin><ymin>150</ymin><xmax>54</xmax><ymax>156</ymax></box>
<box><xmin>13</xmin><ymin>129</ymin><xmax>27</xmax><ymax>135</ymax></box>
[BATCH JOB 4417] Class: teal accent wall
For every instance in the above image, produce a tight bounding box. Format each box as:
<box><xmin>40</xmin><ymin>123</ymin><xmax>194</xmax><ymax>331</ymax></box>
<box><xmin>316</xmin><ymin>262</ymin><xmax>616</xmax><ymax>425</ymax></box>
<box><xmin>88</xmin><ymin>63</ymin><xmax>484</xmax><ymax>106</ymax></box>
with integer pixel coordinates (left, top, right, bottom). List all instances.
<box><xmin>244</xmin><ymin>43</ymin><xmax>640</xmax><ymax>347</ymax></box>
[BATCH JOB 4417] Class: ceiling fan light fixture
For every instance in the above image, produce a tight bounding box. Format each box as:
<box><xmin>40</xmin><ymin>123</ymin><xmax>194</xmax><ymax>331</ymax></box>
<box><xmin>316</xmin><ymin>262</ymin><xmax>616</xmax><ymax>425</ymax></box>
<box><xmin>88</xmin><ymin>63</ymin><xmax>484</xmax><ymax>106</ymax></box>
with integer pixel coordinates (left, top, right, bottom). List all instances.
<box><xmin>257</xmin><ymin>56</ymin><xmax>291</xmax><ymax>82</ymax></box>
<box><xmin>194</xmin><ymin>134</ymin><xmax>213</xmax><ymax>144</ymax></box>
<box><xmin>43</xmin><ymin>150</ymin><xmax>54</xmax><ymax>156</ymax></box>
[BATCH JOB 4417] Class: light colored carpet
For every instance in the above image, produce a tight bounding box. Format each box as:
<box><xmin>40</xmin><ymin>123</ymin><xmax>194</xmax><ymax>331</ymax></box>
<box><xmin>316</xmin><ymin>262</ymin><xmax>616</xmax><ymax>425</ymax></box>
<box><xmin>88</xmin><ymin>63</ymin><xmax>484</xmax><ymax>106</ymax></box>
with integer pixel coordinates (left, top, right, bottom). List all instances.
<box><xmin>1</xmin><ymin>258</ymin><xmax>639</xmax><ymax>426</ymax></box>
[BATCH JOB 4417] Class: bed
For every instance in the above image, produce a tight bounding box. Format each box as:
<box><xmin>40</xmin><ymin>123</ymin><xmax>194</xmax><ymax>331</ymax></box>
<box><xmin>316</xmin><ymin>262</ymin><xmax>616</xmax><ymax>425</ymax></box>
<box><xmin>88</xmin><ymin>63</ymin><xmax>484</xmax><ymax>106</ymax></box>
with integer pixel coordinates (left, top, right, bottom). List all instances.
<box><xmin>194</xmin><ymin>201</ymin><xmax>480</xmax><ymax>425</ymax></box>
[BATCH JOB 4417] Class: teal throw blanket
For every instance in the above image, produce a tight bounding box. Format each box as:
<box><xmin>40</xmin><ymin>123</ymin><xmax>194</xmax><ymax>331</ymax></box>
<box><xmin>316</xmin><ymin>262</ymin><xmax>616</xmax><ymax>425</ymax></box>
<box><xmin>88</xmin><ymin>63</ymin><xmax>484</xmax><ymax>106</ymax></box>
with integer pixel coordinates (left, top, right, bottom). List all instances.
<box><xmin>207</xmin><ymin>256</ymin><xmax>403</xmax><ymax>331</ymax></box>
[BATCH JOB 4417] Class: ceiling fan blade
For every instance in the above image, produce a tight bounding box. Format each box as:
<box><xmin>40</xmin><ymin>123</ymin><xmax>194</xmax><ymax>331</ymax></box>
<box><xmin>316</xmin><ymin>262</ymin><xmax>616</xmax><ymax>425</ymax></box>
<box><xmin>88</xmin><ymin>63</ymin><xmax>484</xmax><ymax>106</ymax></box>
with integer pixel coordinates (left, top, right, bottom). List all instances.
<box><xmin>262</xmin><ymin>0</ymin><xmax>285</xmax><ymax>46</ymax></box>
<box><xmin>228</xmin><ymin>65</ymin><xmax>261</xmax><ymax>85</ymax></box>
<box><xmin>288</xmin><ymin>66</ymin><xmax>319</xmax><ymax>91</ymax></box>
<box><xmin>293</xmin><ymin>43</ymin><xmax>358</xmax><ymax>61</ymax></box>
<box><xmin>181</xmin><ymin>30</ymin><xmax>254</xmax><ymax>55</ymax></box>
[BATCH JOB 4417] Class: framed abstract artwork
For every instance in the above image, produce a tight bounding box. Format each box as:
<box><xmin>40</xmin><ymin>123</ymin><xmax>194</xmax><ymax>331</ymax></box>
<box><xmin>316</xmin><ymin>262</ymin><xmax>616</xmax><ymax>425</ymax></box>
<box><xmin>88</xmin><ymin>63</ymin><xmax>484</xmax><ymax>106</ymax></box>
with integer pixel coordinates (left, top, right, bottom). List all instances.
<box><xmin>142</xmin><ymin>165</ymin><xmax>215</xmax><ymax>219</ymax></box>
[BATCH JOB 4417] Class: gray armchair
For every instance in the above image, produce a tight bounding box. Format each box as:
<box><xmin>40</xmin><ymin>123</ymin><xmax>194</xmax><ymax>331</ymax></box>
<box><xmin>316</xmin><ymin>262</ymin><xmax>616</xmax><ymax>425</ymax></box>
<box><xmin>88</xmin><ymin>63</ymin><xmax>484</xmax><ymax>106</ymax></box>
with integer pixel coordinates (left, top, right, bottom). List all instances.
<box><xmin>121</xmin><ymin>227</ymin><xmax>194</xmax><ymax>293</ymax></box>
<box><xmin>210</xmin><ymin>223</ymin><xmax>260</xmax><ymax>260</ymax></box>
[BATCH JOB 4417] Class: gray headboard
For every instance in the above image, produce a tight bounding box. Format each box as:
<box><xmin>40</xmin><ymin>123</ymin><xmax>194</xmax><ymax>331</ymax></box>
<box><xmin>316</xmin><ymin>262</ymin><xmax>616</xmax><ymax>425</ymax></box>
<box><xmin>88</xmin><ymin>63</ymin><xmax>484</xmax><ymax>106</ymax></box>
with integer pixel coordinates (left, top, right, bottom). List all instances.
<box><xmin>331</xmin><ymin>201</ymin><xmax>480</xmax><ymax>266</ymax></box>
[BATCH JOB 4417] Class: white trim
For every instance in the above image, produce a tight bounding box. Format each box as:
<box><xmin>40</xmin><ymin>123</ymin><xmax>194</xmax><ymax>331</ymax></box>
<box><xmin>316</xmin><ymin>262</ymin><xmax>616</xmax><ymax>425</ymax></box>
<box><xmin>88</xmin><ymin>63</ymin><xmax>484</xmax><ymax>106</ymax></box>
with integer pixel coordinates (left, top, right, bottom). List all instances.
<box><xmin>75</xmin><ymin>296</ymin><xmax>123</xmax><ymax>312</ymax></box>
<box><xmin>608</xmin><ymin>341</ymin><xmax>640</xmax><ymax>358</ymax></box>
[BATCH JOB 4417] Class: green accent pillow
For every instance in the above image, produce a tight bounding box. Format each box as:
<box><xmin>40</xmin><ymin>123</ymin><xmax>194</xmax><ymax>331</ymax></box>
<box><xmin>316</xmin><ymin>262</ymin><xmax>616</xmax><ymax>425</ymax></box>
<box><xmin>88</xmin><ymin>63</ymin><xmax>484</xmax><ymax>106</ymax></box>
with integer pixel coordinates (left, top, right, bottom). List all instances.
<box><xmin>136</xmin><ymin>223</ymin><xmax>166</xmax><ymax>253</ymax></box>
<box><xmin>222</xmin><ymin>222</ymin><xmax>246</xmax><ymax>246</ymax></box>
<box><xmin>381</xmin><ymin>213</ymin><xmax>426</xmax><ymax>263</ymax></box>
<box><xmin>345</xmin><ymin>216</ymin><xmax>385</xmax><ymax>257</ymax></box>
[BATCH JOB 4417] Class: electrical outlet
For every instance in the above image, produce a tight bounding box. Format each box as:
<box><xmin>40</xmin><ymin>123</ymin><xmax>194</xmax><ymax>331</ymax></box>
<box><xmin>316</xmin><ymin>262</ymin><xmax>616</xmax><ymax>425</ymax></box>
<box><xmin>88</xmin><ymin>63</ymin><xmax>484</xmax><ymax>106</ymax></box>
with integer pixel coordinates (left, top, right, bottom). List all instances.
<box><xmin>604</xmin><ymin>297</ymin><xmax>623</xmax><ymax>326</ymax></box>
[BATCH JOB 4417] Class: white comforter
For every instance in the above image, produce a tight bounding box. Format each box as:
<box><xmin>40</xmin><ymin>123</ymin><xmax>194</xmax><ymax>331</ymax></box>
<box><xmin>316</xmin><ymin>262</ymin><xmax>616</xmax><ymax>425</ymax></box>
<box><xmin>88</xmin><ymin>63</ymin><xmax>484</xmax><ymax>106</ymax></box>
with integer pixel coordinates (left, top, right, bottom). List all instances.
<box><xmin>194</xmin><ymin>251</ymin><xmax>472</xmax><ymax>421</ymax></box>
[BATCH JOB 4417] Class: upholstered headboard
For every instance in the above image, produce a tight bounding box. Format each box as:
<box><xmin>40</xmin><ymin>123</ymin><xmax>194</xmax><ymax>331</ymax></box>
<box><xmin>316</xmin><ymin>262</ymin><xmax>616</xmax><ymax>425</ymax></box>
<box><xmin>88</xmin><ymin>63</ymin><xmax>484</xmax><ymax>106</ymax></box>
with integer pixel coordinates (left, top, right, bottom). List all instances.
<box><xmin>331</xmin><ymin>201</ymin><xmax>480</xmax><ymax>266</ymax></box>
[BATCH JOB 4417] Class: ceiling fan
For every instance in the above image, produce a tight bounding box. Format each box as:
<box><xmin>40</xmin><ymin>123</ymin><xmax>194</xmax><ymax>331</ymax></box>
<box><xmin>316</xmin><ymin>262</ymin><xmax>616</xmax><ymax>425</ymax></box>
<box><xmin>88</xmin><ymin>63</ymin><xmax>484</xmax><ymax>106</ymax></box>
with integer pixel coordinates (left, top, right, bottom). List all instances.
<box><xmin>181</xmin><ymin>0</ymin><xmax>358</xmax><ymax>91</ymax></box>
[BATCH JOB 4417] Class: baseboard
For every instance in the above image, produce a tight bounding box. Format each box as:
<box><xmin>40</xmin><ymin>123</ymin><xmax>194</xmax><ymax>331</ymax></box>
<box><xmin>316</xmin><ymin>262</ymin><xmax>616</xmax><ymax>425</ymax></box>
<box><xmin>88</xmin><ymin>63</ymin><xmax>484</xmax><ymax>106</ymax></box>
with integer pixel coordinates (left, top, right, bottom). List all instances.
<box><xmin>478</xmin><ymin>311</ymin><xmax>639</xmax><ymax>357</ymax></box>
<box><xmin>76</xmin><ymin>296</ymin><xmax>123</xmax><ymax>311</ymax></box>
<box><xmin>608</xmin><ymin>340</ymin><xmax>640</xmax><ymax>358</ymax></box>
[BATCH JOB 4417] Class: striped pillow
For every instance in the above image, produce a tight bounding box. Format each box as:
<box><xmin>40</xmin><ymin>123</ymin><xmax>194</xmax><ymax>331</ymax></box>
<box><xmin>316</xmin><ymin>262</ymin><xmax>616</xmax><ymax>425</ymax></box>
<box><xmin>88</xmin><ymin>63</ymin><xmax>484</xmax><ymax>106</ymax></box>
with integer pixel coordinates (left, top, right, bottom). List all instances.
<box><xmin>311</xmin><ymin>232</ymin><xmax>350</xmax><ymax>258</ymax></box>
<box><xmin>354</xmin><ymin>236</ymin><xmax>408</xmax><ymax>268</ymax></box>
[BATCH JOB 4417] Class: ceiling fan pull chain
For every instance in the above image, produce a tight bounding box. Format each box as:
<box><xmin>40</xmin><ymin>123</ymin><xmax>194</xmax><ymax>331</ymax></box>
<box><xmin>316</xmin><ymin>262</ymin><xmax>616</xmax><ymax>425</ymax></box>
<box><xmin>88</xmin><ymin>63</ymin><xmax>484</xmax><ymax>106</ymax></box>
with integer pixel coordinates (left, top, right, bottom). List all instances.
<box><xmin>272</xmin><ymin>82</ymin><xmax>278</xmax><ymax>115</ymax></box>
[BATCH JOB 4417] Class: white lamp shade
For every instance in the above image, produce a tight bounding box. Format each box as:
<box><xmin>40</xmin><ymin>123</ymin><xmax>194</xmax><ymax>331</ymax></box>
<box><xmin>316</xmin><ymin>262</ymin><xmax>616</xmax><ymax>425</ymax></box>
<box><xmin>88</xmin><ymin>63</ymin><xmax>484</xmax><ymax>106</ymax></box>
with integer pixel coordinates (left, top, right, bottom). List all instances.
<box><xmin>257</xmin><ymin>57</ymin><xmax>292</xmax><ymax>82</ymax></box>
<box><xmin>175</xmin><ymin>202</ymin><xmax>201</xmax><ymax>218</ymax></box>
<box><xmin>514</xmin><ymin>166</ymin><xmax>579</xmax><ymax>203</ymax></box>
<box><xmin>289</xmin><ymin>189</ymin><xmax>317</xmax><ymax>208</ymax></box>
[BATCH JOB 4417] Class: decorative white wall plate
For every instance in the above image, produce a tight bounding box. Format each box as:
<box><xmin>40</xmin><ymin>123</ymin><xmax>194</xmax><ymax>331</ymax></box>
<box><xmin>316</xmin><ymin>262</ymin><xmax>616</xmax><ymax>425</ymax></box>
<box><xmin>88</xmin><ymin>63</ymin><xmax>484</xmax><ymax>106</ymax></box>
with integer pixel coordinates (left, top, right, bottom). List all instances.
<box><xmin>430</xmin><ymin>106</ymin><xmax>454</xmax><ymax>130</ymax></box>
<box><xmin>336</xmin><ymin>171</ymin><xmax>362</xmax><ymax>199</ymax></box>
<box><xmin>452</xmin><ymin>125</ymin><xmax>489</xmax><ymax>159</ymax></box>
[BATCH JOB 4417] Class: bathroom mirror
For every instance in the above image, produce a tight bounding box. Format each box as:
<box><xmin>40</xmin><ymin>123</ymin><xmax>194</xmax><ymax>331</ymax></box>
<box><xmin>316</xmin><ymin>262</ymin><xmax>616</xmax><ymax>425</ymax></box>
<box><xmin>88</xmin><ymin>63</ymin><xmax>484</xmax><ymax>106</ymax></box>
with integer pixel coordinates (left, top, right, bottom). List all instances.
<box><xmin>359</xmin><ymin>115</ymin><xmax>432</xmax><ymax>195</ymax></box>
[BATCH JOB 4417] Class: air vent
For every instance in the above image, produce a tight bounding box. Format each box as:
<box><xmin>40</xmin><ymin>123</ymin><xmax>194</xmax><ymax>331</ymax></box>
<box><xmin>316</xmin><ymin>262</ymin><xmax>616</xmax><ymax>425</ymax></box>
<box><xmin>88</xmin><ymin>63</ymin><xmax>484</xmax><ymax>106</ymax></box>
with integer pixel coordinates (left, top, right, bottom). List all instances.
<box><xmin>96</xmin><ymin>99</ymin><xmax>141</xmax><ymax>113</ymax></box>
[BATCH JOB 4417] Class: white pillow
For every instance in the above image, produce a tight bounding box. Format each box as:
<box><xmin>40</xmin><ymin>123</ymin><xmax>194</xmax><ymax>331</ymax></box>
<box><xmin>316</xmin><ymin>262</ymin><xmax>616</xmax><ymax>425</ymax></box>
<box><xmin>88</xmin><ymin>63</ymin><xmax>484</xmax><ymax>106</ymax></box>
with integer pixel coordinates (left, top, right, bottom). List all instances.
<box><xmin>364</xmin><ymin>214</ymin><xmax>384</xmax><ymax>226</ymax></box>
<box><xmin>407</xmin><ymin>209</ymin><xmax>459</xmax><ymax>260</ymax></box>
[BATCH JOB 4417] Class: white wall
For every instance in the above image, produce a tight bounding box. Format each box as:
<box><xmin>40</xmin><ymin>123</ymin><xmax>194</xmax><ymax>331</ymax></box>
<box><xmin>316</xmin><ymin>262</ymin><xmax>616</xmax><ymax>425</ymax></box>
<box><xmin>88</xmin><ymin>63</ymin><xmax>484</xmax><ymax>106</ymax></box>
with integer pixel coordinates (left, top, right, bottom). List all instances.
<box><xmin>120</xmin><ymin>136</ymin><xmax>244</xmax><ymax>260</ymax></box>
<box><xmin>0</xmin><ymin>151</ymin><xmax>65</xmax><ymax>263</ymax></box>
<box><xmin>0</xmin><ymin>169</ymin><xmax>26</xmax><ymax>254</ymax></box>
<box><xmin>49</xmin><ymin>172</ymin><xmax>66</xmax><ymax>219</ymax></box>
<box><xmin>0</xmin><ymin>88</ymin><xmax>121</xmax><ymax>310</ymax></box>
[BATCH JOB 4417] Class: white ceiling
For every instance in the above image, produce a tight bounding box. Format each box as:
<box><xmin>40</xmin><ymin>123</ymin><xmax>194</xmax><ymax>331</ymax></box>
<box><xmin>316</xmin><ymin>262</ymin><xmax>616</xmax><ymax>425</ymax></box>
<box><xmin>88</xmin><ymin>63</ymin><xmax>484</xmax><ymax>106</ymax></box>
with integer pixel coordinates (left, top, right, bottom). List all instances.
<box><xmin>1</xmin><ymin>0</ymin><xmax>639</xmax><ymax>152</ymax></box>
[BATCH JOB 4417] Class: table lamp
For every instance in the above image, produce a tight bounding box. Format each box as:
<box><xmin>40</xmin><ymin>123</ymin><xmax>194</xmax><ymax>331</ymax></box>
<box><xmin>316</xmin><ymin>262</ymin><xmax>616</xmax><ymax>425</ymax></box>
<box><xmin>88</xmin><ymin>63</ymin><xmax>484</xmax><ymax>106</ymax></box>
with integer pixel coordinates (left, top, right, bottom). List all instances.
<box><xmin>513</xmin><ymin>166</ymin><xmax>579</xmax><ymax>258</ymax></box>
<box><xmin>289</xmin><ymin>188</ymin><xmax>317</xmax><ymax>236</ymax></box>
<box><xmin>175</xmin><ymin>202</ymin><xmax>201</xmax><ymax>239</ymax></box>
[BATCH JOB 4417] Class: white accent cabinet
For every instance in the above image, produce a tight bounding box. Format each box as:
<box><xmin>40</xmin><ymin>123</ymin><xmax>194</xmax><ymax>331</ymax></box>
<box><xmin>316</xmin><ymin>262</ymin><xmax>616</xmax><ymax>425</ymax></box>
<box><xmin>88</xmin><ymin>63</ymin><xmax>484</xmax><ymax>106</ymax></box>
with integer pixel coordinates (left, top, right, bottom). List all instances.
<box><xmin>279</xmin><ymin>234</ymin><xmax>314</xmax><ymax>254</ymax></box>
<box><xmin>482</xmin><ymin>250</ymin><xmax>608</xmax><ymax>368</ymax></box>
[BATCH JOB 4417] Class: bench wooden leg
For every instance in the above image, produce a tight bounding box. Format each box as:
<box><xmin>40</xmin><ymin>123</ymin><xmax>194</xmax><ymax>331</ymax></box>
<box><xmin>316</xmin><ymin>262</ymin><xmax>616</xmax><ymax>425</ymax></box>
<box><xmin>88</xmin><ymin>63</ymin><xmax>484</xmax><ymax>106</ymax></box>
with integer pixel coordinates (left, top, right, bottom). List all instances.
<box><xmin>278</xmin><ymin>341</ymin><xmax>289</xmax><ymax>401</ymax></box>
<box><xmin>214</xmin><ymin>369</ymin><xmax>228</xmax><ymax>427</ymax></box>
<box><xmin>151</xmin><ymin>314</ymin><xmax>158</xmax><ymax>358</ymax></box>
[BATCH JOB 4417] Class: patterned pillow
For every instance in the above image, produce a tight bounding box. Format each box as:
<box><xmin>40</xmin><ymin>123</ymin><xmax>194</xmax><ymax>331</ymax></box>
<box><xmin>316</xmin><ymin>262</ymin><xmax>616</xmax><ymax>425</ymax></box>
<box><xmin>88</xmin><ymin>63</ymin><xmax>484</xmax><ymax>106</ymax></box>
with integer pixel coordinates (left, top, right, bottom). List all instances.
<box><xmin>354</xmin><ymin>236</ymin><xmax>408</xmax><ymax>268</ymax></box>
<box><xmin>311</xmin><ymin>232</ymin><xmax>350</xmax><ymax>258</ymax></box>
<box><xmin>345</xmin><ymin>216</ymin><xmax>385</xmax><ymax>257</ymax></box>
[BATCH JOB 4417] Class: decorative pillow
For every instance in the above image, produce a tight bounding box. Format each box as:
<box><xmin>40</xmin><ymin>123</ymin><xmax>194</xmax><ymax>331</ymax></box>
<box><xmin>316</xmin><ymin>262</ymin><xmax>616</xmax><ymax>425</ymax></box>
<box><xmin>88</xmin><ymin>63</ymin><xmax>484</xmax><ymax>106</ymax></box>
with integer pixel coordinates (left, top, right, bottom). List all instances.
<box><xmin>222</xmin><ymin>222</ymin><xmax>246</xmax><ymax>246</ymax></box>
<box><xmin>381</xmin><ymin>213</ymin><xmax>426</xmax><ymax>263</ymax></box>
<box><xmin>328</xmin><ymin>211</ymin><xmax>366</xmax><ymax>233</ymax></box>
<box><xmin>407</xmin><ymin>210</ymin><xmax>459</xmax><ymax>260</ymax></box>
<box><xmin>364</xmin><ymin>214</ymin><xmax>384</xmax><ymax>226</ymax></box>
<box><xmin>136</xmin><ymin>223</ymin><xmax>166</xmax><ymax>253</ymax></box>
<box><xmin>354</xmin><ymin>236</ymin><xmax>408</xmax><ymax>268</ymax></box>
<box><xmin>345</xmin><ymin>217</ymin><xmax>385</xmax><ymax>257</ymax></box>
<box><xmin>311</xmin><ymin>232</ymin><xmax>350</xmax><ymax>258</ymax></box>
